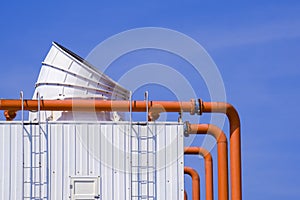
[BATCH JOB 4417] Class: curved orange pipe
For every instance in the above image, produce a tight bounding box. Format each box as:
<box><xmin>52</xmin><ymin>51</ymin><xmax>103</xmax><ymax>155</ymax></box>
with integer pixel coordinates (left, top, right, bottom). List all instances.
<box><xmin>201</xmin><ymin>102</ymin><xmax>241</xmax><ymax>200</ymax></box>
<box><xmin>186</xmin><ymin>124</ymin><xmax>228</xmax><ymax>200</ymax></box>
<box><xmin>185</xmin><ymin>166</ymin><xmax>200</xmax><ymax>200</ymax></box>
<box><xmin>184</xmin><ymin>147</ymin><xmax>213</xmax><ymax>200</ymax></box>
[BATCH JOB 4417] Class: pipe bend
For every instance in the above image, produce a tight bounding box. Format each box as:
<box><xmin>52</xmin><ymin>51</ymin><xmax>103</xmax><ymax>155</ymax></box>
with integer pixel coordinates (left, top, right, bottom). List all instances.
<box><xmin>185</xmin><ymin>124</ymin><xmax>228</xmax><ymax>200</ymax></box>
<box><xmin>185</xmin><ymin>166</ymin><xmax>200</xmax><ymax>181</ymax></box>
<box><xmin>184</xmin><ymin>166</ymin><xmax>200</xmax><ymax>200</ymax></box>
<box><xmin>187</xmin><ymin>123</ymin><xmax>227</xmax><ymax>144</ymax></box>
<box><xmin>184</xmin><ymin>147</ymin><xmax>213</xmax><ymax>200</ymax></box>
<box><xmin>202</xmin><ymin>101</ymin><xmax>242</xmax><ymax>200</ymax></box>
<box><xmin>184</xmin><ymin>146</ymin><xmax>212</xmax><ymax>161</ymax></box>
<box><xmin>204</xmin><ymin>151</ymin><xmax>212</xmax><ymax>162</ymax></box>
<box><xmin>202</xmin><ymin>102</ymin><xmax>241</xmax><ymax>129</ymax></box>
<box><xmin>207</xmin><ymin>124</ymin><xmax>227</xmax><ymax>143</ymax></box>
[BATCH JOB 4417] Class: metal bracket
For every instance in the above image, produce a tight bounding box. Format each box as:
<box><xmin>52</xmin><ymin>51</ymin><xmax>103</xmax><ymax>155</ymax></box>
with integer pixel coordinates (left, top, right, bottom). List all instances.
<box><xmin>183</xmin><ymin>121</ymin><xmax>190</xmax><ymax>137</ymax></box>
<box><xmin>20</xmin><ymin>91</ymin><xmax>24</xmax><ymax>124</ymax></box>
<box><xmin>145</xmin><ymin>91</ymin><xmax>149</xmax><ymax>122</ymax></box>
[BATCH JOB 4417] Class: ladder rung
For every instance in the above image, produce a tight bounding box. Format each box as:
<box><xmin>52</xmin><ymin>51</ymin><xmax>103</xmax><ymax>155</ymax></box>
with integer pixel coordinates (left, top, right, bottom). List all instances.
<box><xmin>131</xmin><ymin>195</ymin><xmax>154</xmax><ymax>198</ymax></box>
<box><xmin>131</xmin><ymin>150</ymin><xmax>155</xmax><ymax>154</ymax></box>
<box><xmin>131</xmin><ymin>180</ymin><xmax>155</xmax><ymax>184</ymax></box>
<box><xmin>131</xmin><ymin>166</ymin><xmax>155</xmax><ymax>169</ymax></box>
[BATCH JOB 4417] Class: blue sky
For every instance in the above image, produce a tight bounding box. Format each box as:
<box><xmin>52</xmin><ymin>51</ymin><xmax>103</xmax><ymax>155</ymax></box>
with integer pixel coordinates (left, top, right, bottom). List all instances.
<box><xmin>1</xmin><ymin>1</ymin><xmax>300</xmax><ymax>199</ymax></box>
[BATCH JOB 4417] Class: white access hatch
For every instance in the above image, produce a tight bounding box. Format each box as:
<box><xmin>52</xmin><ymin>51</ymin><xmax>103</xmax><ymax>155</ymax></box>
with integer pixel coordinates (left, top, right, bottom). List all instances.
<box><xmin>70</xmin><ymin>176</ymin><xmax>100</xmax><ymax>200</ymax></box>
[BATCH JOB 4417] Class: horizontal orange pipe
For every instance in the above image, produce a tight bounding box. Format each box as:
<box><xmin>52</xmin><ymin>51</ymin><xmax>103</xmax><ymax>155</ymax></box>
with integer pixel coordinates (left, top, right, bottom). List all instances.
<box><xmin>0</xmin><ymin>99</ymin><xmax>197</xmax><ymax>113</ymax></box>
<box><xmin>187</xmin><ymin>124</ymin><xmax>228</xmax><ymax>200</ymax></box>
<box><xmin>185</xmin><ymin>147</ymin><xmax>213</xmax><ymax>200</ymax></box>
<box><xmin>201</xmin><ymin>102</ymin><xmax>241</xmax><ymax>200</ymax></box>
<box><xmin>185</xmin><ymin>166</ymin><xmax>200</xmax><ymax>200</ymax></box>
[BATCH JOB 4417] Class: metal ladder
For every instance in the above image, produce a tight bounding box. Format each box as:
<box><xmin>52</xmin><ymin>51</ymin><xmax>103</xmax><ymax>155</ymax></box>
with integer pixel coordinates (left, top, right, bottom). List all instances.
<box><xmin>22</xmin><ymin>92</ymin><xmax>49</xmax><ymax>200</ymax></box>
<box><xmin>131</xmin><ymin>125</ymin><xmax>156</xmax><ymax>200</ymax></box>
<box><xmin>130</xmin><ymin>92</ymin><xmax>157</xmax><ymax>200</ymax></box>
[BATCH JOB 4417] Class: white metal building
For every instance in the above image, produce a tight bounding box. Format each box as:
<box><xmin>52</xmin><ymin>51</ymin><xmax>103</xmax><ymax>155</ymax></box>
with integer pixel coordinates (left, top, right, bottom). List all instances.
<box><xmin>0</xmin><ymin>121</ymin><xmax>184</xmax><ymax>199</ymax></box>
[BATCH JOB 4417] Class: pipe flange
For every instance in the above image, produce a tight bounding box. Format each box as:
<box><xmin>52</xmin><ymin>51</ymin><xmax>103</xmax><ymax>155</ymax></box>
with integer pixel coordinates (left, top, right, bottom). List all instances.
<box><xmin>190</xmin><ymin>99</ymin><xmax>196</xmax><ymax>115</ymax></box>
<box><xmin>190</xmin><ymin>99</ymin><xmax>202</xmax><ymax>115</ymax></box>
<box><xmin>196</xmin><ymin>99</ymin><xmax>203</xmax><ymax>115</ymax></box>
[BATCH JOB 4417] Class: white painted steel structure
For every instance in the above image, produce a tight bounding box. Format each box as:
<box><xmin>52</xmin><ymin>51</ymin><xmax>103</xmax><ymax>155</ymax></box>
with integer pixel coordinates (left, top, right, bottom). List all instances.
<box><xmin>0</xmin><ymin>121</ymin><xmax>184</xmax><ymax>200</ymax></box>
<box><xmin>29</xmin><ymin>42</ymin><xmax>129</xmax><ymax>122</ymax></box>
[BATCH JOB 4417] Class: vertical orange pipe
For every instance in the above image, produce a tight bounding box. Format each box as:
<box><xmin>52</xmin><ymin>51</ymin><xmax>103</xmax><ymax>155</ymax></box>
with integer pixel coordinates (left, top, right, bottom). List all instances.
<box><xmin>187</xmin><ymin>123</ymin><xmax>228</xmax><ymax>200</ymax></box>
<box><xmin>185</xmin><ymin>166</ymin><xmax>200</xmax><ymax>200</ymax></box>
<box><xmin>184</xmin><ymin>147</ymin><xmax>213</xmax><ymax>200</ymax></box>
<box><xmin>202</xmin><ymin>102</ymin><xmax>241</xmax><ymax>200</ymax></box>
<box><xmin>184</xmin><ymin>190</ymin><xmax>188</xmax><ymax>200</ymax></box>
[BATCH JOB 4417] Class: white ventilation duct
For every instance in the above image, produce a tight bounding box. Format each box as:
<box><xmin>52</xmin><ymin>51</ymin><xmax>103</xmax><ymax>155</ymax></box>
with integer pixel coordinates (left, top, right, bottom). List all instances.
<box><xmin>29</xmin><ymin>42</ymin><xmax>129</xmax><ymax>121</ymax></box>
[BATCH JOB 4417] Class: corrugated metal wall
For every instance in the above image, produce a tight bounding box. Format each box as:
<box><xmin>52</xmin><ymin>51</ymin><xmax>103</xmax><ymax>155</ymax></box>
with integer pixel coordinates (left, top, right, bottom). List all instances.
<box><xmin>0</xmin><ymin>122</ymin><xmax>23</xmax><ymax>200</ymax></box>
<box><xmin>0</xmin><ymin>121</ymin><xmax>184</xmax><ymax>200</ymax></box>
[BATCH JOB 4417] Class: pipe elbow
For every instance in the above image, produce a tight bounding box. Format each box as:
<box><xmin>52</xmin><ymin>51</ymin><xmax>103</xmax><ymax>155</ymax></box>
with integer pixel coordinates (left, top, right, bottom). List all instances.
<box><xmin>207</xmin><ymin>124</ymin><xmax>227</xmax><ymax>143</ymax></box>
<box><xmin>184</xmin><ymin>166</ymin><xmax>200</xmax><ymax>181</ymax></box>
<box><xmin>198</xmin><ymin>147</ymin><xmax>212</xmax><ymax>162</ymax></box>
<box><xmin>225</xmin><ymin>103</ymin><xmax>241</xmax><ymax>127</ymax></box>
<box><xmin>217</xmin><ymin>132</ymin><xmax>228</xmax><ymax>144</ymax></box>
<box><xmin>204</xmin><ymin>151</ymin><xmax>213</xmax><ymax>163</ymax></box>
<box><xmin>202</xmin><ymin>101</ymin><xmax>240</xmax><ymax>123</ymax></box>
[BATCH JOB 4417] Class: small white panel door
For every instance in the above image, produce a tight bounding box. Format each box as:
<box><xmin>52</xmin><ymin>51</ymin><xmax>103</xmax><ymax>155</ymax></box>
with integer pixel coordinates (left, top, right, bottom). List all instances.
<box><xmin>70</xmin><ymin>176</ymin><xmax>100</xmax><ymax>200</ymax></box>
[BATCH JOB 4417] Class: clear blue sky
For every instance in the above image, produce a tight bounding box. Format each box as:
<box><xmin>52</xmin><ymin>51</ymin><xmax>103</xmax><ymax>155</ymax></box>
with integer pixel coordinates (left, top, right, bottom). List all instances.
<box><xmin>1</xmin><ymin>1</ymin><xmax>300</xmax><ymax>199</ymax></box>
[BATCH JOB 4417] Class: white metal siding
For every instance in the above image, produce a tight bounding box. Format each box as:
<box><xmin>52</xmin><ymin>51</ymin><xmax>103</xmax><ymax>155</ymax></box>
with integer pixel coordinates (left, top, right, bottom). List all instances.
<box><xmin>0</xmin><ymin>123</ymin><xmax>23</xmax><ymax>200</ymax></box>
<box><xmin>0</xmin><ymin>122</ymin><xmax>184</xmax><ymax>200</ymax></box>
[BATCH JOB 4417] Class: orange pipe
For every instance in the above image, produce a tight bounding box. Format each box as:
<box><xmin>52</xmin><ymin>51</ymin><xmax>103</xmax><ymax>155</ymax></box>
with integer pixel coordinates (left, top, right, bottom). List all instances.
<box><xmin>185</xmin><ymin>166</ymin><xmax>200</xmax><ymax>200</ymax></box>
<box><xmin>0</xmin><ymin>99</ymin><xmax>197</xmax><ymax>113</ymax></box>
<box><xmin>201</xmin><ymin>102</ymin><xmax>241</xmax><ymax>200</ymax></box>
<box><xmin>184</xmin><ymin>190</ymin><xmax>188</xmax><ymax>200</ymax></box>
<box><xmin>186</xmin><ymin>124</ymin><xmax>228</xmax><ymax>200</ymax></box>
<box><xmin>184</xmin><ymin>147</ymin><xmax>213</xmax><ymax>200</ymax></box>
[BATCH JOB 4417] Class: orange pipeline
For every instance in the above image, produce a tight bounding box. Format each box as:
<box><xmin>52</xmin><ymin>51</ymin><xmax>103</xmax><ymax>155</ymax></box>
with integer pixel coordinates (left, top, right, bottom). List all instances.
<box><xmin>184</xmin><ymin>166</ymin><xmax>200</xmax><ymax>200</ymax></box>
<box><xmin>184</xmin><ymin>190</ymin><xmax>188</xmax><ymax>200</ymax></box>
<box><xmin>184</xmin><ymin>147</ymin><xmax>213</xmax><ymax>200</ymax></box>
<box><xmin>201</xmin><ymin>102</ymin><xmax>241</xmax><ymax>200</ymax></box>
<box><xmin>0</xmin><ymin>99</ymin><xmax>198</xmax><ymax>113</ymax></box>
<box><xmin>0</xmin><ymin>99</ymin><xmax>241</xmax><ymax>199</ymax></box>
<box><xmin>186</xmin><ymin>124</ymin><xmax>228</xmax><ymax>200</ymax></box>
